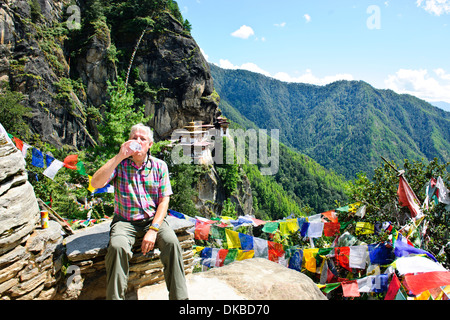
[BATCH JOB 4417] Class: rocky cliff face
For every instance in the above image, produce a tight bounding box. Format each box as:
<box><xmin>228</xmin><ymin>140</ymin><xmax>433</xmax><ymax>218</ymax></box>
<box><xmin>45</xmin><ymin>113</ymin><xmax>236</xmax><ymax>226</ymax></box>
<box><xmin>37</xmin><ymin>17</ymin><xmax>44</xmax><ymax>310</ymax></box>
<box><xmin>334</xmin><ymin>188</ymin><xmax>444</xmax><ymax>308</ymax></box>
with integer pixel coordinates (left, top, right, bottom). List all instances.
<box><xmin>1</xmin><ymin>0</ymin><xmax>220</xmax><ymax>147</ymax></box>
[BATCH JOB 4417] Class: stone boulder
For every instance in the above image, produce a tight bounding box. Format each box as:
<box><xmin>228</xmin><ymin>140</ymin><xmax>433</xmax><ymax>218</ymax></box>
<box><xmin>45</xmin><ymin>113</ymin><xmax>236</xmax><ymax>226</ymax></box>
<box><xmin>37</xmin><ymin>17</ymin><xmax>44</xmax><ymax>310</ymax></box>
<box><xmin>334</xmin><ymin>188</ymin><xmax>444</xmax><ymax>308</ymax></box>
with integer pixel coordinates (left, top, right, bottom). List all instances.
<box><xmin>0</xmin><ymin>134</ymin><xmax>64</xmax><ymax>300</ymax></box>
<box><xmin>140</xmin><ymin>258</ymin><xmax>327</xmax><ymax>300</ymax></box>
<box><xmin>0</xmin><ymin>135</ymin><xmax>39</xmax><ymax>254</ymax></box>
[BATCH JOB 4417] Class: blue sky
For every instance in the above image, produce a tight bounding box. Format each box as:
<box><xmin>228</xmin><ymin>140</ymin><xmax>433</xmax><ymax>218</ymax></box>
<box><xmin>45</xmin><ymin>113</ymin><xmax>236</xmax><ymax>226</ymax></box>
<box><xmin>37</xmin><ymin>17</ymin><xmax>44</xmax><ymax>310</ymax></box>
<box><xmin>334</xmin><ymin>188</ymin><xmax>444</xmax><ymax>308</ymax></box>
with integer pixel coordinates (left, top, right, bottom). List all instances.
<box><xmin>177</xmin><ymin>0</ymin><xmax>450</xmax><ymax>104</ymax></box>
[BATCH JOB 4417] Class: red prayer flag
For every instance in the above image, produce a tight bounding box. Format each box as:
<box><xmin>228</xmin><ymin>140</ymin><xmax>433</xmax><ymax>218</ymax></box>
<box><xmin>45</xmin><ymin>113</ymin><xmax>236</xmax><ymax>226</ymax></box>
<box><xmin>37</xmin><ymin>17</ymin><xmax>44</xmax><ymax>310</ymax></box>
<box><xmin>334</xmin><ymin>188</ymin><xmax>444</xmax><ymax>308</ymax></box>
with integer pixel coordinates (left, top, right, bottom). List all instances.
<box><xmin>268</xmin><ymin>241</ymin><xmax>284</xmax><ymax>262</ymax></box>
<box><xmin>13</xmin><ymin>137</ymin><xmax>23</xmax><ymax>151</ymax></box>
<box><xmin>342</xmin><ymin>280</ymin><xmax>360</xmax><ymax>297</ymax></box>
<box><xmin>63</xmin><ymin>154</ymin><xmax>79</xmax><ymax>169</ymax></box>
<box><xmin>385</xmin><ymin>273</ymin><xmax>401</xmax><ymax>300</ymax></box>
<box><xmin>335</xmin><ymin>247</ymin><xmax>352</xmax><ymax>272</ymax></box>
<box><xmin>216</xmin><ymin>249</ymin><xmax>228</xmax><ymax>267</ymax></box>
<box><xmin>321</xmin><ymin>210</ymin><xmax>338</xmax><ymax>223</ymax></box>
<box><xmin>324</xmin><ymin>222</ymin><xmax>340</xmax><ymax>237</ymax></box>
<box><xmin>397</xmin><ymin>176</ymin><xmax>422</xmax><ymax>218</ymax></box>
<box><xmin>404</xmin><ymin>271</ymin><xmax>450</xmax><ymax>296</ymax></box>
<box><xmin>194</xmin><ymin>221</ymin><xmax>211</xmax><ymax>241</ymax></box>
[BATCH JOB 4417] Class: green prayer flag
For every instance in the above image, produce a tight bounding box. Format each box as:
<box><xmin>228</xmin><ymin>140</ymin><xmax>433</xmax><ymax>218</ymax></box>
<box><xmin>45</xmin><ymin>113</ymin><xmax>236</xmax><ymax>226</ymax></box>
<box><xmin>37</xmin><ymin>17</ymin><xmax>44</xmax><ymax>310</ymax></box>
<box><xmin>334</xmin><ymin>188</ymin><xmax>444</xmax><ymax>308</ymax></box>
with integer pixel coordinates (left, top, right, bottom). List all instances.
<box><xmin>322</xmin><ymin>283</ymin><xmax>341</xmax><ymax>294</ymax></box>
<box><xmin>76</xmin><ymin>161</ymin><xmax>87</xmax><ymax>176</ymax></box>
<box><xmin>262</xmin><ymin>221</ymin><xmax>279</xmax><ymax>234</ymax></box>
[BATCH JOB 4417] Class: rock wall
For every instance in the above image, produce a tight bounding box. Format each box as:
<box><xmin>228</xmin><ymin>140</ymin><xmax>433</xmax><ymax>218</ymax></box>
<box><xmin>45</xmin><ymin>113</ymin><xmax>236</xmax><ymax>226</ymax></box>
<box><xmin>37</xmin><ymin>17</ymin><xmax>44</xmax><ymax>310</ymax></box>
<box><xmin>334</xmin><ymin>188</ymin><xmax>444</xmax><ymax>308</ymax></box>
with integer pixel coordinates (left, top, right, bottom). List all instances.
<box><xmin>0</xmin><ymin>134</ymin><xmax>64</xmax><ymax>300</ymax></box>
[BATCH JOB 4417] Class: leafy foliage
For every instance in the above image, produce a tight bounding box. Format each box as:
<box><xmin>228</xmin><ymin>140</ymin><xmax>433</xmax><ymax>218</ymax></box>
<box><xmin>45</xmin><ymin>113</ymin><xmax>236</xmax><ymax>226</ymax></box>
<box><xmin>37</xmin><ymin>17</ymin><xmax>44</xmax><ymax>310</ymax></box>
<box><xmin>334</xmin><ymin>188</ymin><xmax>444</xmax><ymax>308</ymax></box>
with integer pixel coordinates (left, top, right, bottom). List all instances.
<box><xmin>347</xmin><ymin>158</ymin><xmax>450</xmax><ymax>268</ymax></box>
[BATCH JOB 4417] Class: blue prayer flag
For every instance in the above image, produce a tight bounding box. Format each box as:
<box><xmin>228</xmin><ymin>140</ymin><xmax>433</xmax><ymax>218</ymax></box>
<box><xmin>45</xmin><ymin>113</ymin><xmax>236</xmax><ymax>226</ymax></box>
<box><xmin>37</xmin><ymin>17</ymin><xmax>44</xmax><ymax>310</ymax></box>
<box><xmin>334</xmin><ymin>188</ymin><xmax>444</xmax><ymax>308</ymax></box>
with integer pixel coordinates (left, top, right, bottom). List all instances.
<box><xmin>31</xmin><ymin>148</ymin><xmax>44</xmax><ymax>168</ymax></box>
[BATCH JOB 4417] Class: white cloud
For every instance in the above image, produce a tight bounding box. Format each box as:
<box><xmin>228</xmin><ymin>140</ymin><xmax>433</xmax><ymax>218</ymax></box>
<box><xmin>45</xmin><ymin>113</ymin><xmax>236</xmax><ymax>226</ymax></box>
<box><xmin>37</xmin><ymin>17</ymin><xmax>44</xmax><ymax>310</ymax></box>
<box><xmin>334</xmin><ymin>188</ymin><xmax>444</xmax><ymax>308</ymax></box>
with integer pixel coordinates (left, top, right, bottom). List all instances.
<box><xmin>231</xmin><ymin>25</ymin><xmax>255</xmax><ymax>39</ymax></box>
<box><xmin>304</xmin><ymin>14</ymin><xmax>311</xmax><ymax>23</ymax></box>
<box><xmin>274</xmin><ymin>69</ymin><xmax>354</xmax><ymax>85</ymax></box>
<box><xmin>274</xmin><ymin>22</ymin><xmax>286</xmax><ymax>27</ymax></box>
<box><xmin>217</xmin><ymin>60</ymin><xmax>354</xmax><ymax>86</ymax></box>
<box><xmin>416</xmin><ymin>0</ymin><xmax>450</xmax><ymax>16</ymax></box>
<box><xmin>218</xmin><ymin>59</ymin><xmax>271</xmax><ymax>77</ymax></box>
<box><xmin>200</xmin><ymin>48</ymin><xmax>209</xmax><ymax>61</ymax></box>
<box><xmin>384</xmin><ymin>68</ymin><xmax>450</xmax><ymax>103</ymax></box>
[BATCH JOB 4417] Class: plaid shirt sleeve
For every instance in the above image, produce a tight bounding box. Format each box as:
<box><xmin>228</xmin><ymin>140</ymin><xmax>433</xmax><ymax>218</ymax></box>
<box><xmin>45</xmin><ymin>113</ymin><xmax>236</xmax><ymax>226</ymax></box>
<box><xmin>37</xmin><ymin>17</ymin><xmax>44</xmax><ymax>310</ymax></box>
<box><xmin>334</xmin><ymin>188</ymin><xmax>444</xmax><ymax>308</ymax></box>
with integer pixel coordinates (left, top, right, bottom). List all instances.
<box><xmin>158</xmin><ymin>160</ymin><xmax>173</xmax><ymax>198</ymax></box>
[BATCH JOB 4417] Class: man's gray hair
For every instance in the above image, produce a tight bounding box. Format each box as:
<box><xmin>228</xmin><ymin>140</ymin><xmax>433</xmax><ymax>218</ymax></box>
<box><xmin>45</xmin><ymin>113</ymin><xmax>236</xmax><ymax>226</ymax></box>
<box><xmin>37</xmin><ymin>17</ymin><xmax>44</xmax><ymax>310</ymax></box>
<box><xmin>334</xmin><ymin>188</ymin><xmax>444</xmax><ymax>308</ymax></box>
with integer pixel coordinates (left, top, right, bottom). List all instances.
<box><xmin>129</xmin><ymin>123</ymin><xmax>154</xmax><ymax>142</ymax></box>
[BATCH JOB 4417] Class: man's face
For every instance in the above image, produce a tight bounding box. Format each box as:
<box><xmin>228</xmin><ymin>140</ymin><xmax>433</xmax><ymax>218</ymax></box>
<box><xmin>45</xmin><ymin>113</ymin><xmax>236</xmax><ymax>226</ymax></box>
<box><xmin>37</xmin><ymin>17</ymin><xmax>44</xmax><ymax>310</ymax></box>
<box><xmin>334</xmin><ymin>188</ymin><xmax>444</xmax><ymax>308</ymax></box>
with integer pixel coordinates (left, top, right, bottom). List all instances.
<box><xmin>130</xmin><ymin>129</ymin><xmax>152</xmax><ymax>159</ymax></box>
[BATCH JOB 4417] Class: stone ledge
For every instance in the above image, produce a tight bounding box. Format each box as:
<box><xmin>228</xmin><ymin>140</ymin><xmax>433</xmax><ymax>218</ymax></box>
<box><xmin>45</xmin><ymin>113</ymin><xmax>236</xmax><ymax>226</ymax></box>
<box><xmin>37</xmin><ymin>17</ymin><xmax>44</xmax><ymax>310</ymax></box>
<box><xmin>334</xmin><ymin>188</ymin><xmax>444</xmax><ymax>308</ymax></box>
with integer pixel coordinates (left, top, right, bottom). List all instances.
<box><xmin>59</xmin><ymin>215</ymin><xmax>195</xmax><ymax>300</ymax></box>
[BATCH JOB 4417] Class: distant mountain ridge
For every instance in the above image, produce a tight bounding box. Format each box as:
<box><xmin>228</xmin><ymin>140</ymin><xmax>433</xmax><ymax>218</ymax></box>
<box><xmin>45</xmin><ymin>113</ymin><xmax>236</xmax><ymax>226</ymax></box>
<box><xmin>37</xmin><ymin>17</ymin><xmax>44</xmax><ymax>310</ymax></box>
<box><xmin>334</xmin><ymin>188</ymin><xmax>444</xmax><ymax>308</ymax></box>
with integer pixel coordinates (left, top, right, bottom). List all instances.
<box><xmin>210</xmin><ymin>64</ymin><xmax>450</xmax><ymax>179</ymax></box>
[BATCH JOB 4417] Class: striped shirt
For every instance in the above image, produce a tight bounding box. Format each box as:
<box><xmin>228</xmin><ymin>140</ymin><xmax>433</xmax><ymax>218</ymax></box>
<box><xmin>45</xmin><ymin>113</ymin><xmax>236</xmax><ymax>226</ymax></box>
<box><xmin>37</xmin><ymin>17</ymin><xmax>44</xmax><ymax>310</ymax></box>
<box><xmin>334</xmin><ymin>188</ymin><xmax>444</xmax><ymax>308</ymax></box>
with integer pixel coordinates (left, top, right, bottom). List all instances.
<box><xmin>109</xmin><ymin>156</ymin><xmax>173</xmax><ymax>221</ymax></box>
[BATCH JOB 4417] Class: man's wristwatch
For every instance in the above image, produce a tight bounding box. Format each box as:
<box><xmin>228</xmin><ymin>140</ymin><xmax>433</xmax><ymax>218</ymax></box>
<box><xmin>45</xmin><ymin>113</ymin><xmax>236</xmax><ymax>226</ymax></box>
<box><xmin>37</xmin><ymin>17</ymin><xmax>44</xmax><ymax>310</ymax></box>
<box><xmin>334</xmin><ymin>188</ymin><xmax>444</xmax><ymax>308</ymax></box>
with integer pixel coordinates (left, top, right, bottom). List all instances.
<box><xmin>149</xmin><ymin>223</ymin><xmax>160</xmax><ymax>232</ymax></box>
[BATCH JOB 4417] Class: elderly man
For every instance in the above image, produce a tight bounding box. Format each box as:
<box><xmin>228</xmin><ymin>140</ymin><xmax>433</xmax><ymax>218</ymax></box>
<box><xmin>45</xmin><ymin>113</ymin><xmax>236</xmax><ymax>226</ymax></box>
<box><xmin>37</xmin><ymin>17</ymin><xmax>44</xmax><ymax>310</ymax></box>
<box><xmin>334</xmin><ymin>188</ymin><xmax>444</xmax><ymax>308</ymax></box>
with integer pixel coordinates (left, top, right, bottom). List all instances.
<box><xmin>91</xmin><ymin>123</ymin><xmax>188</xmax><ymax>300</ymax></box>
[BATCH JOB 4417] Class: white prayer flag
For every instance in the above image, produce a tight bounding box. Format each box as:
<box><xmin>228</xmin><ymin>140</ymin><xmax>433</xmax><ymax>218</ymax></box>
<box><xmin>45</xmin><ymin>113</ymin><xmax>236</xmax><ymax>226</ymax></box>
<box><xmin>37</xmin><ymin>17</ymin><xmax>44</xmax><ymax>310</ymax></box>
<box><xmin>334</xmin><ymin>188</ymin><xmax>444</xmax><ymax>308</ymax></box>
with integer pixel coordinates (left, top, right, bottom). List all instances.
<box><xmin>349</xmin><ymin>245</ymin><xmax>368</xmax><ymax>269</ymax></box>
<box><xmin>253</xmin><ymin>237</ymin><xmax>268</xmax><ymax>258</ymax></box>
<box><xmin>307</xmin><ymin>221</ymin><xmax>324</xmax><ymax>238</ymax></box>
<box><xmin>43</xmin><ymin>159</ymin><xmax>64</xmax><ymax>180</ymax></box>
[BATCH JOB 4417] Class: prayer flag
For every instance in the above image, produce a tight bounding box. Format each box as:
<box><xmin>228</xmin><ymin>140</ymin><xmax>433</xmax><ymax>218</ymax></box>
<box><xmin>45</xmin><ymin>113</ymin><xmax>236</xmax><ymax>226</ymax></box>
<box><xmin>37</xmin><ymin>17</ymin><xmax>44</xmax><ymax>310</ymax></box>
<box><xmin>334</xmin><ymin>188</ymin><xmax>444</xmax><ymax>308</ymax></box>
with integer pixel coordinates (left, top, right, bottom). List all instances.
<box><xmin>368</xmin><ymin>243</ymin><xmax>393</xmax><ymax>265</ymax></box>
<box><xmin>43</xmin><ymin>159</ymin><xmax>64</xmax><ymax>180</ymax></box>
<box><xmin>404</xmin><ymin>271</ymin><xmax>450</xmax><ymax>296</ymax></box>
<box><xmin>397</xmin><ymin>175</ymin><xmax>422</xmax><ymax>218</ymax></box>
<box><xmin>349</xmin><ymin>245</ymin><xmax>368</xmax><ymax>269</ymax></box>
<box><xmin>307</xmin><ymin>221</ymin><xmax>324</xmax><ymax>238</ymax></box>
<box><xmin>371</xmin><ymin>274</ymin><xmax>389</xmax><ymax>293</ymax></box>
<box><xmin>385</xmin><ymin>273</ymin><xmax>401</xmax><ymax>300</ymax></box>
<box><xmin>45</xmin><ymin>154</ymin><xmax>54</xmax><ymax>167</ymax></box>
<box><xmin>288</xmin><ymin>249</ymin><xmax>303</xmax><ymax>272</ymax></box>
<box><xmin>200</xmin><ymin>247</ymin><xmax>213</xmax><ymax>267</ymax></box>
<box><xmin>303</xmin><ymin>248</ymin><xmax>319</xmax><ymax>273</ymax></box>
<box><xmin>13</xmin><ymin>137</ymin><xmax>24</xmax><ymax>151</ymax></box>
<box><xmin>357</xmin><ymin>276</ymin><xmax>375</xmax><ymax>293</ymax></box>
<box><xmin>76</xmin><ymin>161</ymin><xmax>88</xmax><ymax>176</ymax></box>
<box><xmin>262</xmin><ymin>221</ymin><xmax>279</xmax><ymax>234</ymax></box>
<box><xmin>236</xmin><ymin>250</ymin><xmax>254</xmax><ymax>261</ymax></box>
<box><xmin>93</xmin><ymin>184</ymin><xmax>114</xmax><ymax>194</ymax></box>
<box><xmin>238</xmin><ymin>233</ymin><xmax>254</xmax><ymax>250</ymax></box>
<box><xmin>279</xmin><ymin>219</ymin><xmax>299</xmax><ymax>236</ymax></box>
<box><xmin>168</xmin><ymin>209</ymin><xmax>186</xmax><ymax>219</ymax></box>
<box><xmin>342</xmin><ymin>280</ymin><xmax>360</xmax><ymax>297</ymax></box>
<box><xmin>394</xmin><ymin>235</ymin><xmax>437</xmax><ymax>262</ymax></box>
<box><xmin>436</xmin><ymin>176</ymin><xmax>450</xmax><ymax>204</ymax></box>
<box><xmin>323</xmin><ymin>222</ymin><xmax>340</xmax><ymax>237</ymax></box>
<box><xmin>87</xmin><ymin>175</ymin><xmax>96</xmax><ymax>193</ymax></box>
<box><xmin>63</xmin><ymin>154</ymin><xmax>78</xmax><ymax>169</ymax></box>
<box><xmin>268</xmin><ymin>241</ymin><xmax>284</xmax><ymax>263</ymax></box>
<box><xmin>355</xmin><ymin>222</ymin><xmax>374</xmax><ymax>235</ymax></box>
<box><xmin>31</xmin><ymin>148</ymin><xmax>44</xmax><ymax>168</ymax></box>
<box><xmin>335</xmin><ymin>247</ymin><xmax>351</xmax><ymax>271</ymax></box>
<box><xmin>321</xmin><ymin>282</ymin><xmax>341</xmax><ymax>294</ymax></box>
<box><xmin>321</xmin><ymin>210</ymin><xmax>338</xmax><ymax>223</ymax></box>
<box><xmin>195</xmin><ymin>221</ymin><xmax>211</xmax><ymax>241</ymax></box>
<box><xmin>216</xmin><ymin>249</ymin><xmax>228</xmax><ymax>267</ymax></box>
<box><xmin>224</xmin><ymin>248</ymin><xmax>238</xmax><ymax>265</ymax></box>
<box><xmin>394</xmin><ymin>256</ymin><xmax>446</xmax><ymax>275</ymax></box>
<box><xmin>225</xmin><ymin>229</ymin><xmax>241</xmax><ymax>249</ymax></box>
<box><xmin>253</xmin><ymin>237</ymin><xmax>268</xmax><ymax>258</ymax></box>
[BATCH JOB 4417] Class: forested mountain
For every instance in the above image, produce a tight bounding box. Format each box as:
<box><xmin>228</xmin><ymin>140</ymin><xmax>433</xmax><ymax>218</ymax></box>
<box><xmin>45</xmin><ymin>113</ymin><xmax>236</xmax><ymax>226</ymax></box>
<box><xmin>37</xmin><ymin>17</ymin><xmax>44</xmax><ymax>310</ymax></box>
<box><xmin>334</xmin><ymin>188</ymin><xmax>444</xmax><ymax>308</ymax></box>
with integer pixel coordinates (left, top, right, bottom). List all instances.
<box><xmin>210</xmin><ymin>64</ymin><xmax>450</xmax><ymax>179</ymax></box>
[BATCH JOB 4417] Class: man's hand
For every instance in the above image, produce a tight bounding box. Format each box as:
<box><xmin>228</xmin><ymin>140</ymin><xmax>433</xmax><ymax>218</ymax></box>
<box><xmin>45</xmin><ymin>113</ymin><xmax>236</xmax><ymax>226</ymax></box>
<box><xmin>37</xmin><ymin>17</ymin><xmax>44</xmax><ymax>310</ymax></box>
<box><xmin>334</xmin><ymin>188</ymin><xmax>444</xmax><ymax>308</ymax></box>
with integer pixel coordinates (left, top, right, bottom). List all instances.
<box><xmin>141</xmin><ymin>229</ymin><xmax>157</xmax><ymax>255</ymax></box>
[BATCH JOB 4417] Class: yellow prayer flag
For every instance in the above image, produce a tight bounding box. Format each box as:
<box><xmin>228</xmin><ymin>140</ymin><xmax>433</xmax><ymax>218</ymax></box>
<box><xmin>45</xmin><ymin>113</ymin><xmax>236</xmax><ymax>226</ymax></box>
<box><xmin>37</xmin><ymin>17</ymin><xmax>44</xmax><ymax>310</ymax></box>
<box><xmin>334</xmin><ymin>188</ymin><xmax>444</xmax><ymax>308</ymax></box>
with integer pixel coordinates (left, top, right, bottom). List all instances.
<box><xmin>279</xmin><ymin>219</ymin><xmax>299</xmax><ymax>236</ymax></box>
<box><xmin>355</xmin><ymin>222</ymin><xmax>374</xmax><ymax>235</ymax></box>
<box><xmin>88</xmin><ymin>175</ymin><xmax>96</xmax><ymax>193</ymax></box>
<box><xmin>349</xmin><ymin>202</ymin><xmax>362</xmax><ymax>213</ymax></box>
<box><xmin>193</xmin><ymin>246</ymin><xmax>205</xmax><ymax>253</ymax></box>
<box><xmin>225</xmin><ymin>229</ymin><xmax>241</xmax><ymax>249</ymax></box>
<box><xmin>303</xmin><ymin>248</ymin><xmax>319</xmax><ymax>273</ymax></box>
<box><xmin>236</xmin><ymin>250</ymin><xmax>255</xmax><ymax>261</ymax></box>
